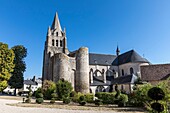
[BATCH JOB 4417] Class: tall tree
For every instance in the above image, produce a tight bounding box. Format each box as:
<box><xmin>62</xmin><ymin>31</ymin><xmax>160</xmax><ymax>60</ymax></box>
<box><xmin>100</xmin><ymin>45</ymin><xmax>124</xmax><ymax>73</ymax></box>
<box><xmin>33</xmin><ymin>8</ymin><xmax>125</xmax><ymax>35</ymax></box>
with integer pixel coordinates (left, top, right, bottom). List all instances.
<box><xmin>8</xmin><ymin>45</ymin><xmax>27</xmax><ymax>95</ymax></box>
<box><xmin>0</xmin><ymin>42</ymin><xmax>15</xmax><ymax>92</ymax></box>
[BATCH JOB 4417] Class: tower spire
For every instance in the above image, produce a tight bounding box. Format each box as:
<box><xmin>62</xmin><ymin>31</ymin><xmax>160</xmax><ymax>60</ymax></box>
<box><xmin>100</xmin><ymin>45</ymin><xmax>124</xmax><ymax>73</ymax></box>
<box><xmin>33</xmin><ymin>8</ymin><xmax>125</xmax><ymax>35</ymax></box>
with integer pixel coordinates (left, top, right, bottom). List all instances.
<box><xmin>116</xmin><ymin>45</ymin><xmax>120</xmax><ymax>56</ymax></box>
<box><xmin>51</xmin><ymin>12</ymin><xmax>62</xmax><ymax>31</ymax></box>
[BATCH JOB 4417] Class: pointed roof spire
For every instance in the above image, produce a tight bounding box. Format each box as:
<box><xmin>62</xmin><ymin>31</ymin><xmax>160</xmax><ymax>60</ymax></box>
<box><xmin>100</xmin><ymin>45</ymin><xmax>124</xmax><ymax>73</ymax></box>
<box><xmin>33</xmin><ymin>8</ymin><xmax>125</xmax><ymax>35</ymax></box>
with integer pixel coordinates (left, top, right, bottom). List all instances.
<box><xmin>47</xmin><ymin>26</ymin><xmax>51</xmax><ymax>36</ymax></box>
<box><xmin>116</xmin><ymin>45</ymin><xmax>120</xmax><ymax>56</ymax></box>
<box><xmin>51</xmin><ymin>12</ymin><xmax>62</xmax><ymax>31</ymax></box>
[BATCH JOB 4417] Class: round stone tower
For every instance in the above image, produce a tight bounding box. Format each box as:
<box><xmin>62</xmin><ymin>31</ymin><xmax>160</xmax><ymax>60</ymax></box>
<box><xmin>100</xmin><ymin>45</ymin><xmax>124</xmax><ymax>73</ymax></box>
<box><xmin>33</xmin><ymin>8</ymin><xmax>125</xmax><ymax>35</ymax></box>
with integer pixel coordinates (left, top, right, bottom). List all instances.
<box><xmin>53</xmin><ymin>53</ymin><xmax>70</xmax><ymax>82</ymax></box>
<box><xmin>76</xmin><ymin>47</ymin><xmax>89</xmax><ymax>93</ymax></box>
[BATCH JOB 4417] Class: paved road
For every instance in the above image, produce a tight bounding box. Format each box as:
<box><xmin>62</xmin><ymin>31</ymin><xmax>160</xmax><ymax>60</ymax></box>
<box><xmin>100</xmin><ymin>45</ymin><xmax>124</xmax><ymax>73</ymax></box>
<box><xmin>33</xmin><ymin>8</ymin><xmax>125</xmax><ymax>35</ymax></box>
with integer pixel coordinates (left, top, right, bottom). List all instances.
<box><xmin>0</xmin><ymin>99</ymin><xmax>120</xmax><ymax>113</ymax></box>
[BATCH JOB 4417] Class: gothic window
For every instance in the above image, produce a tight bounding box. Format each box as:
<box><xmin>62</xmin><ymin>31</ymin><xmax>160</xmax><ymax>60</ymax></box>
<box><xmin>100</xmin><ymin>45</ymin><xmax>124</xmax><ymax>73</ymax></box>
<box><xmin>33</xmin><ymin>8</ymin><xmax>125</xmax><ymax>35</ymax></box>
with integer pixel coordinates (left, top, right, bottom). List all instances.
<box><xmin>122</xmin><ymin>69</ymin><xmax>124</xmax><ymax>76</ymax></box>
<box><xmin>60</xmin><ymin>40</ymin><xmax>63</xmax><ymax>47</ymax></box>
<box><xmin>52</xmin><ymin>39</ymin><xmax>54</xmax><ymax>46</ymax></box>
<box><xmin>56</xmin><ymin>32</ymin><xmax>58</xmax><ymax>36</ymax></box>
<box><xmin>130</xmin><ymin>67</ymin><xmax>134</xmax><ymax>75</ymax></box>
<box><xmin>56</xmin><ymin>40</ymin><xmax>58</xmax><ymax>47</ymax></box>
<box><xmin>96</xmin><ymin>85</ymin><xmax>105</xmax><ymax>93</ymax></box>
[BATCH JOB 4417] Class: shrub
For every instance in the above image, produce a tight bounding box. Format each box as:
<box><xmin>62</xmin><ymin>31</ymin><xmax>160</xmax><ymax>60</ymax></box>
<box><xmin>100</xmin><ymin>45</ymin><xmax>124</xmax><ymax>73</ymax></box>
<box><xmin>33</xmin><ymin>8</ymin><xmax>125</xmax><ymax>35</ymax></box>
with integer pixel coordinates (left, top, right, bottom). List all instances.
<box><xmin>36</xmin><ymin>93</ymin><xmax>43</xmax><ymax>98</ymax></box>
<box><xmin>148</xmin><ymin>87</ymin><xmax>165</xmax><ymax>101</ymax></box>
<box><xmin>34</xmin><ymin>88</ymin><xmax>42</xmax><ymax>97</ymax></box>
<box><xmin>78</xmin><ymin>95</ymin><xmax>86</xmax><ymax>106</ymax></box>
<box><xmin>50</xmin><ymin>98</ymin><xmax>55</xmax><ymax>104</ymax></box>
<box><xmin>63</xmin><ymin>97</ymin><xmax>71</xmax><ymax>104</ymax></box>
<box><xmin>42</xmin><ymin>80</ymin><xmax>56</xmax><ymax>100</ymax></box>
<box><xmin>51</xmin><ymin>93</ymin><xmax>57</xmax><ymax>99</ymax></box>
<box><xmin>79</xmin><ymin>101</ymin><xmax>86</xmax><ymax>106</ymax></box>
<box><xmin>95</xmin><ymin>92</ymin><xmax>116</xmax><ymax>104</ymax></box>
<box><xmin>70</xmin><ymin>91</ymin><xmax>77</xmax><ymax>97</ymax></box>
<box><xmin>84</xmin><ymin>93</ymin><xmax>94</xmax><ymax>103</ymax></box>
<box><xmin>94</xmin><ymin>99</ymin><xmax>103</xmax><ymax>106</ymax></box>
<box><xmin>118</xmin><ymin>94</ymin><xmax>128</xmax><ymax>107</ymax></box>
<box><xmin>79</xmin><ymin>95</ymin><xmax>85</xmax><ymax>102</ymax></box>
<box><xmin>129</xmin><ymin>83</ymin><xmax>152</xmax><ymax>107</ymax></box>
<box><xmin>115</xmin><ymin>90</ymin><xmax>120</xmax><ymax>99</ymax></box>
<box><xmin>56</xmin><ymin>79</ymin><xmax>73</xmax><ymax>99</ymax></box>
<box><xmin>71</xmin><ymin>92</ymin><xmax>83</xmax><ymax>102</ymax></box>
<box><xmin>36</xmin><ymin>98</ymin><xmax>44</xmax><ymax>104</ymax></box>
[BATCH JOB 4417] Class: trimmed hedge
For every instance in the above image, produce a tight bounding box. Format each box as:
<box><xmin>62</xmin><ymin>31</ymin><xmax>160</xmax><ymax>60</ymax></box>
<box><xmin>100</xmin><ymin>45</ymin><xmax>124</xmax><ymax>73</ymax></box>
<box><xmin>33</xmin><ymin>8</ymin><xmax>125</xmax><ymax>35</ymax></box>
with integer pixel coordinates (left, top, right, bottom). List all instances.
<box><xmin>95</xmin><ymin>92</ymin><xmax>116</xmax><ymax>104</ymax></box>
<box><xmin>84</xmin><ymin>93</ymin><xmax>94</xmax><ymax>103</ymax></box>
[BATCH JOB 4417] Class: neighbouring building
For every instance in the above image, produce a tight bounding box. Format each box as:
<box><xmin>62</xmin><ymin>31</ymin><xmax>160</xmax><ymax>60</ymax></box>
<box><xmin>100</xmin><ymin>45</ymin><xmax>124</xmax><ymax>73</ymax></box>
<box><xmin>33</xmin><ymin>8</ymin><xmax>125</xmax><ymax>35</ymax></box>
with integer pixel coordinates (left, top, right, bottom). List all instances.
<box><xmin>22</xmin><ymin>76</ymin><xmax>42</xmax><ymax>93</ymax></box>
<box><xmin>42</xmin><ymin>12</ymin><xmax>150</xmax><ymax>94</ymax></box>
<box><xmin>141</xmin><ymin>64</ymin><xmax>170</xmax><ymax>85</ymax></box>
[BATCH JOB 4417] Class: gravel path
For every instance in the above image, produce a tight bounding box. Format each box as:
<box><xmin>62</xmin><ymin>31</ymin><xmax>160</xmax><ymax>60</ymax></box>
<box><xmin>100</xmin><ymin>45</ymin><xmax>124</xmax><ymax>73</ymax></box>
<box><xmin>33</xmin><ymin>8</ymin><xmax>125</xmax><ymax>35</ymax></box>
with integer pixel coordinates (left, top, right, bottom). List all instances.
<box><xmin>0</xmin><ymin>99</ymin><xmax>121</xmax><ymax>113</ymax></box>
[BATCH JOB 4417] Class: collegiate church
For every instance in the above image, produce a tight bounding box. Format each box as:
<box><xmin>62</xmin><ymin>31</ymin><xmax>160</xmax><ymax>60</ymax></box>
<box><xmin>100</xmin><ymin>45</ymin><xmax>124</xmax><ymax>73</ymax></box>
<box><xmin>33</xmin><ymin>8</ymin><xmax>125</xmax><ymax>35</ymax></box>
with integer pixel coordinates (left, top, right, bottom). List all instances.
<box><xmin>42</xmin><ymin>12</ymin><xmax>150</xmax><ymax>94</ymax></box>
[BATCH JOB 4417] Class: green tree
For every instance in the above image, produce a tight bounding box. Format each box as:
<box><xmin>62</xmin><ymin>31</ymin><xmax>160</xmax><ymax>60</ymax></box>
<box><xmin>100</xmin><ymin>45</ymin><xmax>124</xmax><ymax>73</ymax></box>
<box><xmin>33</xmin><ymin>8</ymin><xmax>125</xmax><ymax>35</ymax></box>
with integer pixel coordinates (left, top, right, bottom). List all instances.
<box><xmin>8</xmin><ymin>45</ymin><xmax>27</xmax><ymax>95</ymax></box>
<box><xmin>0</xmin><ymin>42</ymin><xmax>15</xmax><ymax>92</ymax></box>
<box><xmin>56</xmin><ymin>79</ymin><xmax>73</xmax><ymax>99</ymax></box>
<box><xmin>42</xmin><ymin>80</ymin><xmax>56</xmax><ymax>100</ymax></box>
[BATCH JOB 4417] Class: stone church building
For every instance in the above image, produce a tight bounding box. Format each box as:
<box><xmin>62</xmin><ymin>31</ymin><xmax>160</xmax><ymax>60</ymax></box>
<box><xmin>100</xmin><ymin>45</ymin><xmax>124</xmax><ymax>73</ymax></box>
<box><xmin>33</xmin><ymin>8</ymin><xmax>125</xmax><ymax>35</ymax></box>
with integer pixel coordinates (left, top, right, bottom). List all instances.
<box><xmin>42</xmin><ymin>12</ymin><xmax>150</xmax><ymax>94</ymax></box>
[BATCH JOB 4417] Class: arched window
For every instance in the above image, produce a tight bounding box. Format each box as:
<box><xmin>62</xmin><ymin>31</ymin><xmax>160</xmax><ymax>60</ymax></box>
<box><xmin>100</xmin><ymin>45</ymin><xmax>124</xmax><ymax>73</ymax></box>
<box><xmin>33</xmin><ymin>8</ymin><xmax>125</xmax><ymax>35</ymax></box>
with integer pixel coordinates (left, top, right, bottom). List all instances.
<box><xmin>56</xmin><ymin>32</ymin><xmax>58</xmax><ymax>36</ymax></box>
<box><xmin>122</xmin><ymin>69</ymin><xmax>124</xmax><ymax>76</ymax></box>
<box><xmin>60</xmin><ymin>40</ymin><xmax>63</xmax><ymax>47</ymax></box>
<box><xmin>130</xmin><ymin>67</ymin><xmax>134</xmax><ymax>75</ymax></box>
<box><xmin>56</xmin><ymin>40</ymin><xmax>58</xmax><ymax>47</ymax></box>
<box><xmin>52</xmin><ymin>39</ymin><xmax>54</xmax><ymax>46</ymax></box>
<box><xmin>96</xmin><ymin>85</ymin><xmax>105</xmax><ymax>93</ymax></box>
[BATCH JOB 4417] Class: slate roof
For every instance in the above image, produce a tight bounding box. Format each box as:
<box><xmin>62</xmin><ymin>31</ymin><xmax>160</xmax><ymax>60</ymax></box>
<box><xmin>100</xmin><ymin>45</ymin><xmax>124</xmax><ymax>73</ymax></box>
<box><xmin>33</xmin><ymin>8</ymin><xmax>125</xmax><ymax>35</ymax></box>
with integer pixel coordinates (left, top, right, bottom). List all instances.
<box><xmin>90</xmin><ymin>76</ymin><xmax>114</xmax><ymax>86</ymax></box>
<box><xmin>90</xmin><ymin>74</ymin><xmax>137</xmax><ymax>86</ymax></box>
<box><xmin>89</xmin><ymin>53</ymin><xmax>116</xmax><ymax>65</ymax></box>
<box><xmin>112</xmin><ymin>50</ymin><xmax>149</xmax><ymax>66</ymax></box>
<box><xmin>112</xmin><ymin>74</ymin><xmax>137</xmax><ymax>85</ymax></box>
<box><xmin>24</xmin><ymin>80</ymin><xmax>37</xmax><ymax>85</ymax></box>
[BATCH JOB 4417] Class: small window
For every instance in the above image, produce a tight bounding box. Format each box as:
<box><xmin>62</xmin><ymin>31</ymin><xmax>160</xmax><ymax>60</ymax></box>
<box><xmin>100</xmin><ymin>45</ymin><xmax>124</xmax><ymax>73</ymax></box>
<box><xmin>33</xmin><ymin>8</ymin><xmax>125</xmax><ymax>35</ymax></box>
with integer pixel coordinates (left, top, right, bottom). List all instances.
<box><xmin>56</xmin><ymin>40</ymin><xmax>58</xmax><ymax>47</ymax></box>
<box><xmin>52</xmin><ymin>39</ymin><xmax>54</xmax><ymax>46</ymax></box>
<box><xmin>60</xmin><ymin>40</ymin><xmax>63</xmax><ymax>47</ymax></box>
<box><xmin>122</xmin><ymin>69</ymin><xmax>124</xmax><ymax>76</ymax></box>
<box><xmin>56</xmin><ymin>32</ymin><xmax>58</xmax><ymax>36</ymax></box>
<box><xmin>130</xmin><ymin>67</ymin><xmax>134</xmax><ymax>74</ymax></box>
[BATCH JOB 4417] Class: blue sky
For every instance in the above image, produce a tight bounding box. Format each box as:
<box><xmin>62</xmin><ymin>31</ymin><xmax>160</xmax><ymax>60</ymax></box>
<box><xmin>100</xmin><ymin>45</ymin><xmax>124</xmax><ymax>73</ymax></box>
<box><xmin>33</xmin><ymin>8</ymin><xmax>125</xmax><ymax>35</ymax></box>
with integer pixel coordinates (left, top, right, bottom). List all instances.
<box><xmin>0</xmin><ymin>0</ymin><xmax>170</xmax><ymax>79</ymax></box>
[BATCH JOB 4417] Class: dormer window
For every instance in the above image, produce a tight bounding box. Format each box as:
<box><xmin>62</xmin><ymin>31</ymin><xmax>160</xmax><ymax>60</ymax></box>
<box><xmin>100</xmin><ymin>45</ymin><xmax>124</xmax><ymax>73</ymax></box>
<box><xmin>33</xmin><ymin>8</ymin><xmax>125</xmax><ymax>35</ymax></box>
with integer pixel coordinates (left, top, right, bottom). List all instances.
<box><xmin>52</xmin><ymin>39</ymin><xmax>54</xmax><ymax>46</ymax></box>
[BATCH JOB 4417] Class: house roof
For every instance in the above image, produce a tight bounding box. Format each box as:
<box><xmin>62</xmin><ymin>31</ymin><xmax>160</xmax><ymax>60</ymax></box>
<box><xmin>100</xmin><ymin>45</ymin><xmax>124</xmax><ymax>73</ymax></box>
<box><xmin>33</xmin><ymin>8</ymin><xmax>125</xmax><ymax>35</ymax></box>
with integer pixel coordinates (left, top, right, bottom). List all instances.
<box><xmin>24</xmin><ymin>80</ymin><xmax>37</xmax><ymax>85</ymax></box>
<box><xmin>112</xmin><ymin>50</ymin><xmax>149</xmax><ymax>66</ymax></box>
<box><xmin>89</xmin><ymin>53</ymin><xmax>116</xmax><ymax>65</ymax></box>
<box><xmin>90</xmin><ymin>76</ymin><xmax>114</xmax><ymax>86</ymax></box>
<box><xmin>141</xmin><ymin>64</ymin><xmax>170</xmax><ymax>81</ymax></box>
<box><xmin>112</xmin><ymin>74</ymin><xmax>137</xmax><ymax>85</ymax></box>
<box><xmin>90</xmin><ymin>74</ymin><xmax>137</xmax><ymax>86</ymax></box>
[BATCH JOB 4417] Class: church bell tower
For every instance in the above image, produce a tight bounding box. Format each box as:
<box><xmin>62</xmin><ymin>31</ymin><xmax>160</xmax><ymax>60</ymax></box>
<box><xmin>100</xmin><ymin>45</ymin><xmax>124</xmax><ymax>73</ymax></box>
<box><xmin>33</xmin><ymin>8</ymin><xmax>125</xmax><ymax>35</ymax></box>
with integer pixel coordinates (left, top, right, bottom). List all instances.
<box><xmin>42</xmin><ymin>12</ymin><xmax>69</xmax><ymax>81</ymax></box>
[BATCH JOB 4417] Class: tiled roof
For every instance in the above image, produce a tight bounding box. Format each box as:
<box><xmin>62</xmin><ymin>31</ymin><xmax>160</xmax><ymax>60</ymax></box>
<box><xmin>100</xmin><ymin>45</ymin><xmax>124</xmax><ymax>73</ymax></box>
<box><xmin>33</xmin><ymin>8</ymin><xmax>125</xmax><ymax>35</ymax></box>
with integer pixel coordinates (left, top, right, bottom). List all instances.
<box><xmin>24</xmin><ymin>80</ymin><xmax>37</xmax><ymax>85</ymax></box>
<box><xmin>141</xmin><ymin>64</ymin><xmax>170</xmax><ymax>81</ymax></box>
<box><xmin>112</xmin><ymin>50</ymin><xmax>149</xmax><ymax>66</ymax></box>
<box><xmin>89</xmin><ymin>53</ymin><xmax>116</xmax><ymax>65</ymax></box>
